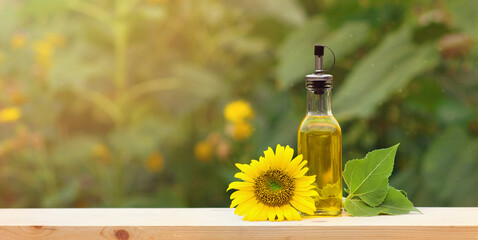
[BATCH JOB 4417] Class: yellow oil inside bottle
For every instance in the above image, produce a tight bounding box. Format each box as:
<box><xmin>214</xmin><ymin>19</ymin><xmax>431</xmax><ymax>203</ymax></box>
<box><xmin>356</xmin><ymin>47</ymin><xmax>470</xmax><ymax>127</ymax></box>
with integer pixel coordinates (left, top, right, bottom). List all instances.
<box><xmin>298</xmin><ymin>115</ymin><xmax>342</xmax><ymax>216</ymax></box>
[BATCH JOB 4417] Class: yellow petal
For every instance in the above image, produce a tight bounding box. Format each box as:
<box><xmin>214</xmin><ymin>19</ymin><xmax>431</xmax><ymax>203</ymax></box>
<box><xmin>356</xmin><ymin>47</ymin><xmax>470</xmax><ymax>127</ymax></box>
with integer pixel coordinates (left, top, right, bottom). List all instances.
<box><xmin>245</xmin><ymin>204</ymin><xmax>264</xmax><ymax>221</ymax></box>
<box><xmin>256</xmin><ymin>204</ymin><xmax>269</xmax><ymax>221</ymax></box>
<box><xmin>290</xmin><ymin>198</ymin><xmax>315</xmax><ymax>215</ymax></box>
<box><xmin>296</xmin><ymin>176</ymin><xmax>316</xmax><ymax>188</ymax></box>
<box><xmin>292</xmin><ymin>195</ymin><xmax>316</xmax><ymax>211</ymax></box>
<box><xmin>235</xmin><ymin>163</ymin><xmax>259</xmax><ymax>178</ymax></box>
<box><xmin>279</xmin><ymin>146</ymin><xmax>290</xmax><ymax>171</ymax></box>
<box><xmin>289</xmin><ymin>206</ymin><xmax>302</xmax><ymax>220</ymax></box>
<box><xmin>227</xmin><ymin>181</ymin><xmax>254</xmax><ymax>191</ymax></box>
<box><xmin>264</xmin><ymin>147</ymin><xmax>275</xmax><ymax>160</ymax></box>
<box><xmin>285</xmin><ymin>155</ymin><xmax>303</xmax><ymax>176</ymax></box>
<box><xmin>234</xmin><ymin>197</ymin><xmax>258</xmax><ymax>216</ymax></box>
<box><xmin>281</xmin><ymin>145</ymin><xmax>294</xmax><ymax>169</ymax></box>
<box><xmin>282</xmin><ymin>205</ymin><xmax>302</xmax><ymax>221</ymax></box>
<box><xmin>230</xmin><ymin>189</ymin><xmax>254</xmax><ymax>200</ymax></box>
<box><xmin>298</xmin><ymin>159</ymin><xmax>307</xmax><ymax>168</ymax></box>
<box><xmin>267</xmin><ymin>206</ymin><xmax>276</xmax><ymax>221</ymax></box>
<box><xmin>281</xmin><ymin>205</ymin><xmax>294</xmax><ymax>221</ymax></box>
<box><xmin>243</xmin><ymin>205</ymin><xmax>257</xmax><ymax>221</ymax></box>
<box><xmin>253</xmin><ymin>158</ymin><xmax>267</xmax><ymax>174</ymax></box>
<box><xmin>273</xmin><ymin>145</ymin><xmax>284</xmax><ymax>169</ymax></box>
<box><xmin>295</xmin><ymin>185</ymin><xmax>317</xmax><ymax>192</ymax></box>
<box><xmin>272</xmin><ymin>206</ymin><xmax>283</xmax><ymax>221</ymax></box>
<box><xmin>263</xmin><ymin>147</ymin><xmax>275</xmax><ymax>169</ymax></box>
<box><xmin>293</xmin><ymin>166</ymin><xmax>309</xmax><ymax>178</ymax></box>
<box><xmin>294</xmin><ymin>189</ymin><xmax>319</xmax><ymax>197</ymax></box>
<box><xmin>230</xmin><ymin>192</ymin><xmax>254</xmax><ymax>208</ymax></box>
<box><xmin>295</xmin><ymin>175</ymin><xmax>316</xmax><ymax>185</ymax></box>
<box><xmin>234</xmin><ymin>172</ymin><xmax>254</xmax><ymax>183</ymax></box>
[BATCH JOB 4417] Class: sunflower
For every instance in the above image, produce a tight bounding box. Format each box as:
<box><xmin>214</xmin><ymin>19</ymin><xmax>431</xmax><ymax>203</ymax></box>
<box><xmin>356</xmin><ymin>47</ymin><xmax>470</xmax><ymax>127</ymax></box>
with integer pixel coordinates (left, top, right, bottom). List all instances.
<box><xmin>227</xmin><ymin>144</ymin><xmax>318</xmax><ymax>221</ymax></box>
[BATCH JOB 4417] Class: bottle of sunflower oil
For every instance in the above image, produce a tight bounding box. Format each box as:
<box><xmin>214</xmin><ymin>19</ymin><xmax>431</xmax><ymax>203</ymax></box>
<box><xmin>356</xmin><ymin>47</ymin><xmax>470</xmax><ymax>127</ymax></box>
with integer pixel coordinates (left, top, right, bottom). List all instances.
<box><xmin>298</xmin><ymin>44</ymin><xmax>342</xmax><ymax>216</ymax></box>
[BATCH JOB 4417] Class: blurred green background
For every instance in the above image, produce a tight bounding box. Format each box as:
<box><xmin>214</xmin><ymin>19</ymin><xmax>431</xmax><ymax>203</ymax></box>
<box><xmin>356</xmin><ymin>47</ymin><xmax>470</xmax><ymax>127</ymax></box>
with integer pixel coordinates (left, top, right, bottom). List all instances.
<box><xmin>0</xmin><ymin>0</ymin><xmax>477</xmax><ymax>208</ymax></box>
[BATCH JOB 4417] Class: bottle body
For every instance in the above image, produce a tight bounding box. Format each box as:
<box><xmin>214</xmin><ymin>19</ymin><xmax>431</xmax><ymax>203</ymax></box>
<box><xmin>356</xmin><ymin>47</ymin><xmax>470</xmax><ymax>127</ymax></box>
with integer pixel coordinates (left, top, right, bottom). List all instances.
<box><xmin>298</xmin><ymin>89</ymin><xmax>342</xmax><ymax>216</ymax></box>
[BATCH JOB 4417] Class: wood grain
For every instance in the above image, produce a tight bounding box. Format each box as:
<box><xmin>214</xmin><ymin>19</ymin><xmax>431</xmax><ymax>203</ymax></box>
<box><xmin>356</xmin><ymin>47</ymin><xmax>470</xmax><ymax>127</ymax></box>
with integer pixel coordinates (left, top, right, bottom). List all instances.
<box><xmin>0</xmin><ymin>208</ymin><xmax>476</xmax><ymax>239</ymax></box>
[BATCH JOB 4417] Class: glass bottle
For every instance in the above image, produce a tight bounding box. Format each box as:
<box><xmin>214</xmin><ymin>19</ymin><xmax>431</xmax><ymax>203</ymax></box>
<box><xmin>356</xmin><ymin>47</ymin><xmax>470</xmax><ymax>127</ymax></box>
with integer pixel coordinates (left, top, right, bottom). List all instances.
<box><xmin>298</xmin><ymin>45</ymin><xmax>342</xmax><ymax>216</ymax></box>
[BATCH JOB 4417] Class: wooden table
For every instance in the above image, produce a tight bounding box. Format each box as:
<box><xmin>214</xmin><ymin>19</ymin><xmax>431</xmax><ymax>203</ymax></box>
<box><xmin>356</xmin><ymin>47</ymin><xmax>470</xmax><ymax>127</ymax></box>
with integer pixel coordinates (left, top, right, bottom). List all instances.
<box><xmin>0</xmin><ymin>208</ymin><xmax>476</xmax><ymax>239</ymax></box>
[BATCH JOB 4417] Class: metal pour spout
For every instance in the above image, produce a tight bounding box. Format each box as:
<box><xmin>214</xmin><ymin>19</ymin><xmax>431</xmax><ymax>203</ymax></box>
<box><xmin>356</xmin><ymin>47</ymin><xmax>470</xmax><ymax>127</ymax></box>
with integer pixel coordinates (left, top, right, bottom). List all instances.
<box><xmin>314</xmin><ymin>44</ymin><xmax>325</xmax><ymax>73</ymax></box>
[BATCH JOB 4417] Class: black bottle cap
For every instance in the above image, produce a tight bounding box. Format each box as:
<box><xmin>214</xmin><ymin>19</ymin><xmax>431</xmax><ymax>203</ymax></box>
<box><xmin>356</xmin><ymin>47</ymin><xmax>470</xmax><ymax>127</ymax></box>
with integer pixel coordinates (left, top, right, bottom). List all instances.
<box><xmin>314</xmin><ymin>44</ymin><xmax>324</xmax><ymax>57</ymax></box>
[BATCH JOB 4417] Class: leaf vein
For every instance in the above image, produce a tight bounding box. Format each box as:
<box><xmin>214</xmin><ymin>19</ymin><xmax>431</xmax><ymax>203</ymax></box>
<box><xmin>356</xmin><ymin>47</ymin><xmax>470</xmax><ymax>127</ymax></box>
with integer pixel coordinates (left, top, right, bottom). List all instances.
<box><xmin>349</xmin><ymin>149</ymin><xmax>394</xmax><ymax>196</ymax></box>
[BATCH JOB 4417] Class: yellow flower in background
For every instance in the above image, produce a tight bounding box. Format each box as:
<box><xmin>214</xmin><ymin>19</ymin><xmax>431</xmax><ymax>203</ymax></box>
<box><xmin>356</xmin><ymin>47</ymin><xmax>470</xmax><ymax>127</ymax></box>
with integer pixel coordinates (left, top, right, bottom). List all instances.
<box><xmin>227</xmin><ymin>145</ymin><xmax>318</xmax><ymax>221</ymax></box>
<box><xmin>194</xmin><ymin>140</ymin><xmax>214</xmax><ymax>162</ymax></box>
<box><xmin>33</xmin><ymin>40</ymin><xmax>54</xmax><ymax>68</ymax></box>
<box><xmin>224</xmin><ymin>100</ymin><xmax>254</xmax><ymax>123</ymax></box>
<box><xmin>0</xmin><ymin>107</ymin><xmax>22</xmax><ymax>123</ymax></box>
<box><xmin>228</xmin><ymin>121</ymin><xmax>253</xmax><ymax>141</ymax></box>
<box><xmin>146</xmin><ymin>151</ymin><xmax>165</xmax><ymax>173</ymax></box>
<box><xmin>91</xmin><ymin>144</ymin><xmax>111</xmax><ymax>163</ymax></box>
<box><xmin>11</xmin><ymin>34</ymin><xmax>27</xmax><ymax>50</ymax></box>
<box><xmin>45</xmin><ymin>33</ymin><xmax>66</xmax><ymax>46</ymax></box>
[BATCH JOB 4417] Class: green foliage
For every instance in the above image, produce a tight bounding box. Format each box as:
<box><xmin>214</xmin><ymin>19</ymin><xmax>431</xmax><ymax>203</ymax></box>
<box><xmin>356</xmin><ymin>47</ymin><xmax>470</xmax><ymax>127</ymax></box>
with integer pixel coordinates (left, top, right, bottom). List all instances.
<box><xmin>344</xmin><ymin>145</ymin><xmax>419</xmax><ymax>216</ymax></box>
<box><xmin>334</xmin><ymin>27</ymin><xmax>439</xmax><ymax>120</ymax></box>
<box><xmin>423</xmin><ymin>127</ymin><xmax>478</xmax><ymax>206</ymax></box>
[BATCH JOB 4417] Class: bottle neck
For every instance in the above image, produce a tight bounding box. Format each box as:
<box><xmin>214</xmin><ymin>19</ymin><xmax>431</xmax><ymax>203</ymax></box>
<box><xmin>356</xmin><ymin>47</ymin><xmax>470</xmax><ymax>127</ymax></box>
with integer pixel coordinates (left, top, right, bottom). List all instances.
<box><xmin>306</xmin><ymin>88</ymin><xmax>332</xmax><ymax>116</ymax></box>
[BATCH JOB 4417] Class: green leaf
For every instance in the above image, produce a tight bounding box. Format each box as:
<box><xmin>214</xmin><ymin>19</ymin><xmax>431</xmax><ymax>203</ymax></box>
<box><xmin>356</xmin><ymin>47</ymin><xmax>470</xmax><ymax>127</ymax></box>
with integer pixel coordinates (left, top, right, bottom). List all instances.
<box><xmin>380</xmin><ymin>187</ymin><xmax>420</xmax><ymax>215</ymax></box>
<box><xmin>334</xmin><ymin>26</ymin><xmax>439</xmax><ymax>121</ymax></box>
<box><xmin>343</xmin><ymin>144</ymin><xmax>398</xmax><ymax>206</ymax></box>
<box><xmin>344</xmin><ymin>187</ymin><xmax>420</xmax><ymax>216</ymax></box>
<box><xmin>276</xmin><ymin>19</ymin><xmax>370</xmax><ymax>88</ymax></box>
<box><xmin>398</xmin><ymin>189</ymin><xmax>407</xmax><ymax>197</ymax></box>
<box><xmin>344</xmin><ymin>198</ymin><xmax>381</xmax><ymax>216</ymax></box>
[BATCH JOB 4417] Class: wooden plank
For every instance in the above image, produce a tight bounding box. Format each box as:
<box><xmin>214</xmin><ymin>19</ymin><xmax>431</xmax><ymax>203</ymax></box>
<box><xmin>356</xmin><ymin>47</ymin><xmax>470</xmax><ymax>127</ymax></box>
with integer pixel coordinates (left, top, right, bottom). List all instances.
<box><xmin>0</xmin><ymin>208</ymin><xmax>476</xmax><ymax>239</ymax></box>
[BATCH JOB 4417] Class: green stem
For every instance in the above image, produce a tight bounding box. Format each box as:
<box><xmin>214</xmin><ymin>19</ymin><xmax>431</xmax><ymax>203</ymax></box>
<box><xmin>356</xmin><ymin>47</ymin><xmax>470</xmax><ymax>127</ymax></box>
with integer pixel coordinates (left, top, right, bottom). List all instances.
<box><xmin>112</xmin><ymin>13</ymin><xmax>128</xmax><ymax>98</ymax></box>
<box><xmin>112</xmin><ymin>0</ymin><xmax>138</xmax><ymax>207</ymax></box>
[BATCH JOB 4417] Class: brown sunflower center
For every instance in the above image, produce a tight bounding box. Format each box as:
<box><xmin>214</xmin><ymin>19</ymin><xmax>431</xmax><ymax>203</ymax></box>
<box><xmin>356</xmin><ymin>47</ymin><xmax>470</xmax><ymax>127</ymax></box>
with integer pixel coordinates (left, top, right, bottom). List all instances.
<box><xmin>253</xmin><ymin>169</ymin><xmax>295</xmax><ymax>207</ymax></box>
